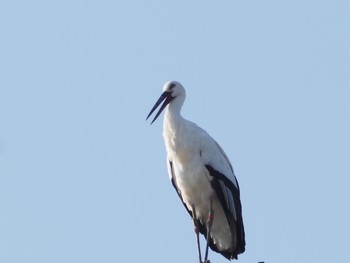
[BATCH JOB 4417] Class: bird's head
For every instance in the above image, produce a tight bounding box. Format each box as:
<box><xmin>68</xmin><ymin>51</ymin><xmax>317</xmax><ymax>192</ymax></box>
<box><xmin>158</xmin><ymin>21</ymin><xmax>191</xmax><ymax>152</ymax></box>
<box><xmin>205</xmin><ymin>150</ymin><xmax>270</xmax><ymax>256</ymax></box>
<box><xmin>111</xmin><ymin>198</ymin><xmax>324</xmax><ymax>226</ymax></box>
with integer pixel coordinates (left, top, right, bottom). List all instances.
<box><xmin>146</xmin><ymin>81</ymin><xmax>186</xmax><ymax>124</ymax></box>
<box><xmin>162</xmin><ymin>81</ymin><xmax>185</xmax><ymax>96</ymax></box>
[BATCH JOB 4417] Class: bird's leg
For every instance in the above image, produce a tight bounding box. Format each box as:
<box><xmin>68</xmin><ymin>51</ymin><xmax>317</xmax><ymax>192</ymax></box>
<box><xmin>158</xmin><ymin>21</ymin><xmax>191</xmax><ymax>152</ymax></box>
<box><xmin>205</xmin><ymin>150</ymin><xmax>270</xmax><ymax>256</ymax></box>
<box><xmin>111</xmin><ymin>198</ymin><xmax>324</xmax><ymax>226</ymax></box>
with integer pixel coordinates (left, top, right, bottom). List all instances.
<box><xmin>204</xmin><ymin>198</ymin><xmax>214</xmax><ymax>263</ymax></box>
<box><xmin>192</xmin><ymin>207</ymin><xmax>203</xmax><ymax>263</ymax></box>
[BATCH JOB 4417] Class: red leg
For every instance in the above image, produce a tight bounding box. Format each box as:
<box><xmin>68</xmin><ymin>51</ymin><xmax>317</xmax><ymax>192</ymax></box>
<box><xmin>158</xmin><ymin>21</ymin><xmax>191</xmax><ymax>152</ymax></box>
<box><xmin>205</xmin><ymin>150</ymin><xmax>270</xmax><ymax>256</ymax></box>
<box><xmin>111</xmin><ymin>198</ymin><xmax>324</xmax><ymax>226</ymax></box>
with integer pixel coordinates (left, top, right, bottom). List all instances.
<box><xmin>204</xmin><ymin>198</ymin><xmax>214</xmax><ymax>263</ymax></box>
<box><xmin>192</xmin><ymin>207</ymin><xmax>203</xmax><ymax>263</ymax></box>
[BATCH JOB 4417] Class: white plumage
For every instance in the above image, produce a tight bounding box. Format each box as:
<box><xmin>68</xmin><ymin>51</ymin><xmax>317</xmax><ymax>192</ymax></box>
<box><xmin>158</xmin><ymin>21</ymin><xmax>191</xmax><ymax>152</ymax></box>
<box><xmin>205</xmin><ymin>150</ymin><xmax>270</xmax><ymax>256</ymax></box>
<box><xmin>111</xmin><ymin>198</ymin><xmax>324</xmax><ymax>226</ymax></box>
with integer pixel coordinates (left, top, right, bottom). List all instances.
<box><xmin>147</xmin><ymin>81</ymin><xmax>245</xmax><ymax>261</ymax></box>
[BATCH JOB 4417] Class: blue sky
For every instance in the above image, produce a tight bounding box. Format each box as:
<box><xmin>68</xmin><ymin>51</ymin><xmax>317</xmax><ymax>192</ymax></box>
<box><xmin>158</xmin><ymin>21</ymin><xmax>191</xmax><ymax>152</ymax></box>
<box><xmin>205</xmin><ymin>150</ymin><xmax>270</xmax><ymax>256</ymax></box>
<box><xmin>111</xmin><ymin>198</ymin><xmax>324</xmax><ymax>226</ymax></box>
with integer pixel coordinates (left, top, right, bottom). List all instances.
<box><xmin>0</xmin><ymin>1</ymin><xmax>349</xmax><ymax>263</ymax></box>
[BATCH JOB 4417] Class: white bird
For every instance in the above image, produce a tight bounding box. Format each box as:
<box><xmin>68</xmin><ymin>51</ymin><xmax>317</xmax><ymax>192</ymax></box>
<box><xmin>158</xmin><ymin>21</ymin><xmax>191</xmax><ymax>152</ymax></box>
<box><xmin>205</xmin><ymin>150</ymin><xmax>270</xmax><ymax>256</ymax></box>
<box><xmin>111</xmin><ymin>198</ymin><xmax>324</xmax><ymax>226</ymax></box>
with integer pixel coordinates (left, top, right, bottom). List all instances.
<box><xmin>147</xmin><ymin>81</ymin><xmax>245</xmax><ymax>262</ymax></box>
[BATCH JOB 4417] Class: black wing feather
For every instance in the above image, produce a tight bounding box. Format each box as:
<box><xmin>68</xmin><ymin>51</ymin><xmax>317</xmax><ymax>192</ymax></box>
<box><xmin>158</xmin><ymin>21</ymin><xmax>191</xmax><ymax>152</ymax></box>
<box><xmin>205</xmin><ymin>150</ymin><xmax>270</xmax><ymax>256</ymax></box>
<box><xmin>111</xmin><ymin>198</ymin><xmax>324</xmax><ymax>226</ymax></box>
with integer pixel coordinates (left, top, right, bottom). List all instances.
<box><xmin>205</xmin><ymin>164</ymin><xmax>245</xmax><ymax>259</ymax></box>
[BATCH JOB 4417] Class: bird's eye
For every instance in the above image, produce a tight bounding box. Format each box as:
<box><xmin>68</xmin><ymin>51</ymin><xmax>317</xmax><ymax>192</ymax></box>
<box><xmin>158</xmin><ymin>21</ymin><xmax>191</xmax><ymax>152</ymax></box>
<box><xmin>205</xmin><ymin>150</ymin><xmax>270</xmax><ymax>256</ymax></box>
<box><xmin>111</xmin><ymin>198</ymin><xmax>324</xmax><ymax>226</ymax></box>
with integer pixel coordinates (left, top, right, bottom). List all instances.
<box><xmin>169</xmin><ymin>83</ymin><xmax>176</xmax><ymax>90</ymax></box>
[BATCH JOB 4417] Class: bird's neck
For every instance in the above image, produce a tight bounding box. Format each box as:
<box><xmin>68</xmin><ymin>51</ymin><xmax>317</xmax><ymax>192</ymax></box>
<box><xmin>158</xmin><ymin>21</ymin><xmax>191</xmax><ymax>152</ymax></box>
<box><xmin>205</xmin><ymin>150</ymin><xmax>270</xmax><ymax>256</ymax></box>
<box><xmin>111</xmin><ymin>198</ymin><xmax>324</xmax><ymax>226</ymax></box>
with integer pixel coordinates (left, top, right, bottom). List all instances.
<box><xmin>163</xmin><ymin>108</ymin><xmax>186</xmax><ymax>153</ymax></box>
<box><xmin>164</xmin><ymin>106</ymin><xmax>182</xmax><ymax>125</ymax></box>
<box><xmin>163</xmin><ymin>104</ymin><xmax>186</xmax><ymax>135</ymax></box>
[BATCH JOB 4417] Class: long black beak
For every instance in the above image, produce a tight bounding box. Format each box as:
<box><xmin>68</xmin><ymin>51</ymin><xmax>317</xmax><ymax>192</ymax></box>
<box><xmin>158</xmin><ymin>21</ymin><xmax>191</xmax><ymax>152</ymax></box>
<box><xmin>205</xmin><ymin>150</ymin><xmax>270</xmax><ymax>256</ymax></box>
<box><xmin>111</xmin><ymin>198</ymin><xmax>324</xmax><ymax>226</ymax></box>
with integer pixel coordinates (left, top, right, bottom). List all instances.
<box><xmin>146</xmin><ymin>91</ymin><xmax>173</xmax><ymax>124</ymax></box>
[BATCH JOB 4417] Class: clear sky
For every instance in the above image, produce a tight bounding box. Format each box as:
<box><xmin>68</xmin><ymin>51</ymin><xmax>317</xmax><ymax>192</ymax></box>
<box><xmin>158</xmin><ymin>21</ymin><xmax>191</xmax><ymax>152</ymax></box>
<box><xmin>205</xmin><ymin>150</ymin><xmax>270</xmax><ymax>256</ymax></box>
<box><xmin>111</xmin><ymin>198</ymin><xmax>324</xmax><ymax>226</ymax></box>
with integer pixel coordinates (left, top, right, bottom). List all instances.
<box><xmin>0</xmin><ymin>1</ymin><xmax>349</xmax><ymax>263</ymax></box>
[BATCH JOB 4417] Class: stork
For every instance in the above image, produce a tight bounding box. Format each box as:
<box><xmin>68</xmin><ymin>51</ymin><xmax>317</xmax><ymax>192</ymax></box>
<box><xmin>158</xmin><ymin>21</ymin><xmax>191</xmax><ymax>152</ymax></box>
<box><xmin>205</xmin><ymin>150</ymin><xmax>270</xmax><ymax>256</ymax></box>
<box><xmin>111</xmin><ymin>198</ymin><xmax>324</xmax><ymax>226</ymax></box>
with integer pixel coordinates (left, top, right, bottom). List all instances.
<box><xmin>146</xmin><ymin>81</ymin><xmax>245</xmax><ymax>262</ymax></box>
